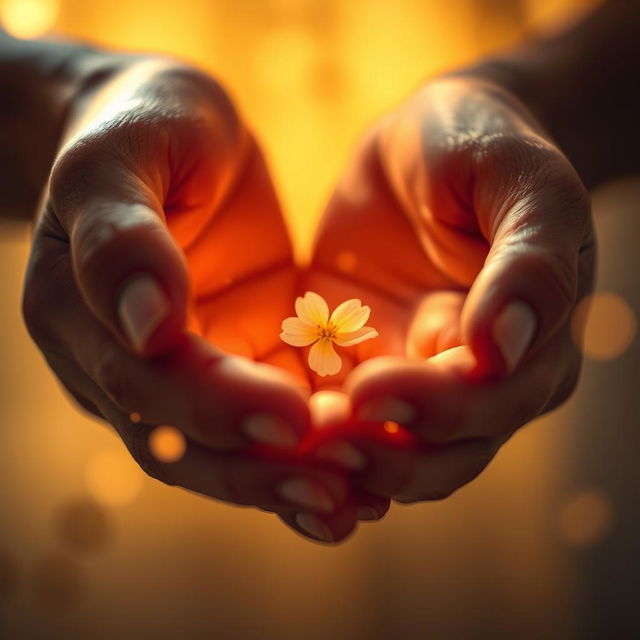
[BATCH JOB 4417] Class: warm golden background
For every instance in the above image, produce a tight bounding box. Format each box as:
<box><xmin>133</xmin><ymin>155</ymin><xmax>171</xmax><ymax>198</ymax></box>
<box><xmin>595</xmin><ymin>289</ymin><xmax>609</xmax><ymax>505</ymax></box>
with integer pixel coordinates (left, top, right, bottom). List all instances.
<box><xmin>1</xmin><ymin>0</ymin><xmax>639</xmax><ymax>638</ymax></box>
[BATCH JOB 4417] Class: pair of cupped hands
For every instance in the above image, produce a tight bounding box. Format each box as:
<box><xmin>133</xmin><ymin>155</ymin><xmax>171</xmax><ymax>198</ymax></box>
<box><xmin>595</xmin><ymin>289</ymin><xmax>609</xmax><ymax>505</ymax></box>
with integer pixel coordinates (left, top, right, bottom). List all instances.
<box><xmin>23</xmin><ymin>56</ymin><xmax>594</xmax><ymax>543</ymax></box>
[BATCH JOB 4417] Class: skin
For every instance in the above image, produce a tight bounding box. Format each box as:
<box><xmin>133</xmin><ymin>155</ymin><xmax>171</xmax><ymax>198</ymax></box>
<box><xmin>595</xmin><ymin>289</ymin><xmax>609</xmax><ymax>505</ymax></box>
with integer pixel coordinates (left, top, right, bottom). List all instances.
<box><xmin>22</xmin><ymin>56</ymin><xmax>391</xmax><ymax>540</ymax></box>
<box><xmin>299</xmin><ymin>78</ymin><xmax>593</xmax><ymax>516</ymax></box>
<box><xmin>6</xmin><ymin>0</ymin><xmax>640</xmax><ymax>543</ymax></box>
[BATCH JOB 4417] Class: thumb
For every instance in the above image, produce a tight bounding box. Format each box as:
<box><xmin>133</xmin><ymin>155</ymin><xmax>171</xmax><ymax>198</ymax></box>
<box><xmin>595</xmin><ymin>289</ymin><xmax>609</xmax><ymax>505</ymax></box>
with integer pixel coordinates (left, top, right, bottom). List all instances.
<box><xmin>461</xmin><ymin>142</ymin><xmax>595</xmax><ymax>376</ymax></box>
<box><xmin>49</xmin><ymin>142</ymin><xmax>190</xmax><ymax>356</ymax></box>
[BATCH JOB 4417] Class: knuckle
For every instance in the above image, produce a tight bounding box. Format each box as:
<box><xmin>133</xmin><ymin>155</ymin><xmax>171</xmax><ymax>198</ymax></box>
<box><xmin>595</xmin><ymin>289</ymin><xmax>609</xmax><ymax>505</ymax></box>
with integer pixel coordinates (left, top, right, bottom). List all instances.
<box><xmin>50</xmin><ymin>120</ymin><xmax>168</xmax><ymax>211</ymax></box>
<box><xmin>476</xmin><ymin>132</ymin><xmax>550</xmax><ymax>176</ymax></box>
<box><xmin>156</xmin><ymin>66</ymin><xmax>240</xmax><ymax>130</ymax></box>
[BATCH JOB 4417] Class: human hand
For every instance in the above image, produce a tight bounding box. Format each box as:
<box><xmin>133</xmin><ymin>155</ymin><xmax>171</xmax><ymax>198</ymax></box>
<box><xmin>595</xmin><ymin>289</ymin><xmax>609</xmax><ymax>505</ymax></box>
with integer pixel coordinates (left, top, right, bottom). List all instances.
<box><xmin>297</xmin><ymin>77</ymin><xmax>594</xmax><ymax>508</ymax></box>
<box><xmin>23</xmin><ymin>56</ymin><xmax>390</xmax><ymax>540</ymax></box>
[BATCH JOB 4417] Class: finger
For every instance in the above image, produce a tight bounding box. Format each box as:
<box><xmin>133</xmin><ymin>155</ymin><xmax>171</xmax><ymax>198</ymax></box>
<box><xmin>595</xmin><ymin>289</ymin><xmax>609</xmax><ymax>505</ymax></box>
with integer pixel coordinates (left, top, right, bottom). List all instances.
<box><xmin>41</xmin><ymin>345</ymin><xmax>351</xmax><ymax>518</ymax></box>
<box><xmin>48</xmin><ymin>147</ymin><xmax>191</xmax><ymax>356</ymax></box>
<box><xmin>348</xmin><ymin>330</ymin><xmax>581</xmax><ymax>445</ymax></box>
<box><xmin>24</xmin><ymin>235</ymin><xmax>311</xmax><ymax>451</ymax></box>
<box><xmin>405</xmin><ymin>291</ymin><xmax>465</xmax><ymax>358</ymax></box>
<box><xmin>89</xmin><ymin>392</ymin><xmax>351</xmax><ymax>515</ymax></box>
<box><xmin>305</xmin><ymin>406</ymin><xmax>497</xmax><ymax>505</ymax></box>
<box><xmin>47</xmin><ymin>65</ymin><xmax>251</xmax><ymax>357</ymax></box>
<box><xmin>352</xmin><ymin>490</ymin><xmax>391</xmax><ymax>522</ymax></box>
<box><xmin>278</xmin><ymin>503</ymin><xmax>360</xmax><ymax>544</ymax></box>
<box><xmin>357</xmin><ymin>435</ymin><xmax>501</xmax><ymax>502</ymax></box>
<box><xmin>461</xmin><ymin>137</ymin><xmax>595</xmax><ymax>375</ymax></box>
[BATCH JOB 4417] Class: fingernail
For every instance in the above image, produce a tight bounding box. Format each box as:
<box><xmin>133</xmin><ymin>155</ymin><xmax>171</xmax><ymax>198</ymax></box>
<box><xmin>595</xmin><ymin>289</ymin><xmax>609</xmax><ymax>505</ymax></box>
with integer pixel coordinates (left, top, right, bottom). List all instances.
<box><xmin>279</xmin><ymin>477</ymin><xmax>335</xmax><ymax>514</ymax></box>
<box><xmin>243</xmin><ymin>414</ymin><xmax>299</xmax><ymax>449</ymax></box>
<box><xmin>295</xmin><ymin>513</ymin><xmax>334</xmax><ymax>542</ymax></box>
<box><xmin>358</xmin><ymin>397</ymin><xmax>415</xmax><ymax>424</ymax></box>
<box><xmin>314</xmin><ymin>441</ymin><xmax>367</xmax><ymax>471</ymax></box>
<box><xmin>493</xmin><ymin>300</ymin><xmax>537</xmax><ymax>373</ymax></box>
<box><xmin>356</xmin><ymin>506</ymin><xmax>380</xmax><ymax>521</ymax></box>
<box><xmin>118</xmin><ymin>275</ymin><xmax>169</xmax><ymax>352</ymax></box>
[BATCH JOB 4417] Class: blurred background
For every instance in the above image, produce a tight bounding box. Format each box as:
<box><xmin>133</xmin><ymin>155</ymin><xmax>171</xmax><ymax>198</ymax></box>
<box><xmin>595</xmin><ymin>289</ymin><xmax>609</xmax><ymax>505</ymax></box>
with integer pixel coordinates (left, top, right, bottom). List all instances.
<box><xmin>1</xmin><ymin>0</ymin><xmax>639</xmax><ymax>638</ymax></box>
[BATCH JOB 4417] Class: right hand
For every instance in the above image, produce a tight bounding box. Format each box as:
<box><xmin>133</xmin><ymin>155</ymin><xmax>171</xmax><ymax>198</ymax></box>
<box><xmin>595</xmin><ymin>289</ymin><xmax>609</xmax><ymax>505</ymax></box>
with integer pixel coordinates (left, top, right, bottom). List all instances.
<box><xmin>23</xmin><ymin>56</ymin><xmax>388</xmax><ymax>542</ymax></box>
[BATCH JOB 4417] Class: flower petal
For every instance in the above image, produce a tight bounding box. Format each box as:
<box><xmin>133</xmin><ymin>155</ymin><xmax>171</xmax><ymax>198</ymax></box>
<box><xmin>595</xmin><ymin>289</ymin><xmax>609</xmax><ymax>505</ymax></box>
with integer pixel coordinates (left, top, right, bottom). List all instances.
<box><xmin>295</xmin><ymin>291</ymin><xmax>329</xmax><ymax>327</ymax></box>
<box><xmin>330</xmin><ymin>298</ymin><xmax>371</xmax><ymax>333</ymax></box>
<box><xmin>334</xmin><ymin>326</ymin><xmax>379</xmax><ymax>347</ymax></box>
<box><xmin>280</xmin><ymin>317</ymin><xmax>319</xmax><ymax>347</ymax></box>
<box><xmin>308</xmin><ymin>339</ymin><xmax>342</xmax><ymax>377</ymax></box>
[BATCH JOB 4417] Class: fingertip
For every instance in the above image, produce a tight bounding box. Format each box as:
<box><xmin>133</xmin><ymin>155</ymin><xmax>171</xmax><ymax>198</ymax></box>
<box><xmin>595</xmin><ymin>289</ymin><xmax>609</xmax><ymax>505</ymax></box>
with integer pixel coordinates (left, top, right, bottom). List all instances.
<box><xmin>213</xmin><ymin>356</ymin><xmax>312</xmax><ymax>446</ymax></box>
<box><xmin>283</xmin><ymin>509</ymin><xmax>358</xmax><ymax>545</ymax></box>
<box><xmin>117</xmin><ymin>273</ymin><xmax>185</xmax><ymax>356</ymax></box>
<box><xmin>492</xmin><ymin>300</ymin><xmax>537</xmax><ymax>373</ymax></box>
<box><xmin>71</xmin><ymin>203</ymin><xmax>190</xmax><ymax>356</ymax></box>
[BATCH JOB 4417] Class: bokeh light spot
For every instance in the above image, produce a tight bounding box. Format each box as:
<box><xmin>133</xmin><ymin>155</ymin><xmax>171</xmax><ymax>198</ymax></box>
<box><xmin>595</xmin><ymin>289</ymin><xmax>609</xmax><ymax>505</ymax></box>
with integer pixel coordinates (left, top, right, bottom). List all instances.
<box><xmin>558</xmin><ymin>489</ymin><xmax>615</xmax><ymax>549</ymax></box>
<box><xmin>148</xmin><ymin>425</ymin><xmax>187</xmax><ymax>464</ymax></box>
<box><xmin>31</xmin><ymin>552</ymin><xmax>85</xmax><ymax>611</ymax></box>
<box><xmin>0</xmin><ymin>550</ymin><xmax>20</xmax><ymax>601</ymax></box>
<box><xmin>383</xmin><ymin>421</ymin><xmax>400</xmax><ymax>434</ymax></box>
<box><xmin>129</xmin><ymin>411</ymin><xmax>141</xmax><ymax>423</ymax></box>
<box><xmin>336</xmin><ymin>250</ymin><xmax>358</xmax><ymax>273</ymax></box>
<box><xmin>572</xmin><ymin>292</ymin><xmax>636</xmax><ymax>360</ymax></box>
<box><xmin>54</xmin><ymin>498</ymin><xmax>114</xmax><ymax>554</ymax></box>
<box><xmin>1</xmin><ymin>0</ymin><xmax>58</xmax><ymax>39</ymax></box>
<box><xmin>85</xmin><ymin>449</ymin><xmax>143</xmax><ymax>507</ymax></box>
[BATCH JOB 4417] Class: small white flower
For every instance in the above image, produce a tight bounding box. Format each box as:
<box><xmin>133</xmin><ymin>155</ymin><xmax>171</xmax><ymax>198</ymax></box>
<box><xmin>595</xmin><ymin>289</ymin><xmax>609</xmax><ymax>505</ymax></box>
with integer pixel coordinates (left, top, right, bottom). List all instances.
<box><xmin>280</xmin><ymin>291</ymin><xmax>378</xmax><ymax>377</ymax></box>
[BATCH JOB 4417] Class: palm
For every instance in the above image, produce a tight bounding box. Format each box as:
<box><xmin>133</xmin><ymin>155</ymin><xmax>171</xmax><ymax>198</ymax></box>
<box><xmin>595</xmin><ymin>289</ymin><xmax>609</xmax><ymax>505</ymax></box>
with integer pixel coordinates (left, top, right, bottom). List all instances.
<box><xmin>165</xmin><ymin>138</ymin><xmax>312</xmax><ymax>386</ymax></box>
<box><xmin>305</xmin><ymin>121</ymin><xmax>482</xmax><ymax>388</ymax></box>
<box><xmin>170</xmin><ymin>118</ymin><xmax>485</xmax><ymax>395</ymax></box>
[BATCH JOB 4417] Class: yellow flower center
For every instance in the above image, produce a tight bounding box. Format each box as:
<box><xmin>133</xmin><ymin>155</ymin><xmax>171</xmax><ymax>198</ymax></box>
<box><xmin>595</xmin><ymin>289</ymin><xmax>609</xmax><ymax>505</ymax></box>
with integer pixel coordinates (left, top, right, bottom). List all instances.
<box><xmin>318</xmin><ymin>322</ymin><xmax>337</xmax><ymax>341</ymax></box>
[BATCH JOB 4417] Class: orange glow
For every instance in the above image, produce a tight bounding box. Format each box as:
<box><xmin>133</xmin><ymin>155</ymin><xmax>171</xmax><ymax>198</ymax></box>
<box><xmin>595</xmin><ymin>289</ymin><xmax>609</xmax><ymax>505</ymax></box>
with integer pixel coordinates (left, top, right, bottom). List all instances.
<box><xmin>558</xmin><ymin>489</ymin><xmax>615</xmax><ymax>548</ymax></box>
<box><xmin>85</xmin><ymin>449</ymin><xmax>143</xmax><ymax>507</ymax></box>
<box><xmin>571</xmin><ymin>292</ymin><xmax>636</xmax><ymax>360</ymax></box>
<box><xmin>0</xmin><ymin>1</ymin><xmax>606</xmax><ymax>634</ymax></box>
<box><xmin>148</xmin><ymin>425</ymin><xmax>187</xmax><ymax>464</ymax></box>
<box><xmin>383</xmin><ymin>421</ymin><xmax>400</xmax><ymax>434</ymax></box>
<box><xmin>336</xmin><ymin>250</ymin><xmax>358</xmax><ymax>273</ymax></box>
<box><xmin>1</xmin><ymin>0</ymin><xmax>58</xmax><ymax>39</ymax></box>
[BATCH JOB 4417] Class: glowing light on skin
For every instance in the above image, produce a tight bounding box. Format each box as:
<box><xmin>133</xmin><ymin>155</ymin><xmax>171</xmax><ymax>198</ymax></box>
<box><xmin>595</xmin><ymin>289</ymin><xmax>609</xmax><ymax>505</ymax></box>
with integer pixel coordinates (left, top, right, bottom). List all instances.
<box><xmin>1</xmin><ymin>0</ymin><xmax>58</xmax><ymax>40</ymax></box>
<box><xmin>383</xmin><ymin>421</ymin><xmax>400</xmax><ymax>435</ymax></box>
<box><xmin>280</xmin><ymin>291</ymin><xmax>378</xmax><ymax>376</ymax></box>
<box><xmin>148</xmin><ymin>425</ymin><xmax>187</xmax><ymax>464</ymax></box>
<box><xmin>336</xmin><ymin>250</ymin><xmax>358</xmax><ymax>273</ymax></box>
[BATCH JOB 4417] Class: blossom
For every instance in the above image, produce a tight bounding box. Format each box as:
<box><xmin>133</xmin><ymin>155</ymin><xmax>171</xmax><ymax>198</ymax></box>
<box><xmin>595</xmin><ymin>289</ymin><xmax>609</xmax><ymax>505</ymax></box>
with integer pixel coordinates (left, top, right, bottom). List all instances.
<box><xmin>280</xmin><ymin>291</ymin><xmax>378</xmax><ymax>377</ymax></box>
